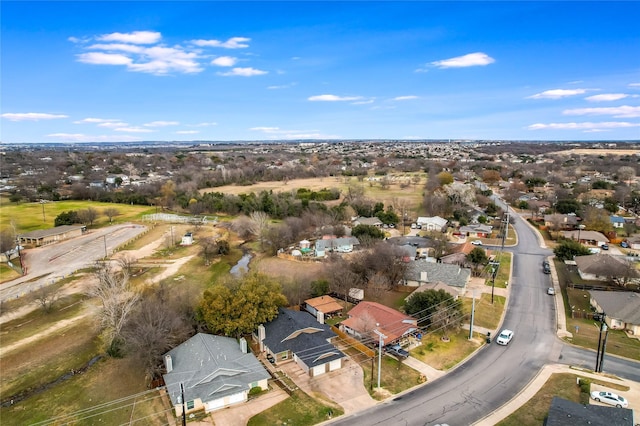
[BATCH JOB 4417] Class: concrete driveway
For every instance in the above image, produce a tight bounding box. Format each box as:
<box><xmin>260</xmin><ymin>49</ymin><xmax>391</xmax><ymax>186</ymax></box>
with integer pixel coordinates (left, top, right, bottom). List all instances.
<box><xmin>279</xmin><ymin>358</ymin><xmax>376</xmax><ymax>415</ymax></box>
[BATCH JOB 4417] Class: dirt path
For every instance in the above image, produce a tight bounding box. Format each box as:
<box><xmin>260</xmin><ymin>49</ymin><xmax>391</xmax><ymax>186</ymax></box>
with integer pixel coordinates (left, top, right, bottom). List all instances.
<box><xmin>0</xmin><ymin>308</ymin><xmax>92</xmax><ymax>356</ymax></box>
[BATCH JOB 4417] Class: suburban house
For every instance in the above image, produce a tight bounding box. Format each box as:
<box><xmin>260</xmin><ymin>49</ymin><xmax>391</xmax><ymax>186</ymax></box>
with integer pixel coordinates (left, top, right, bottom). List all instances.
<box><xmin>627</xmin><ymin>234</ymin><xmax>640</xmax><ymax>250</ymax></box>
<box><xmin>403</xmin><ymin>259</ymin><xmax>471</xmax><ymax>296</ymax></box>
<box><xmin>18</xmin><ymin>225</ymin><xmax>87</xmax><ymax>247</ymax></box>
<box><xmin>256</xmin><ymin>308</ymin><xmax>345</xmax><ymax>377</ymax></box>
<box><xmin>314</xmin><ymin>237</ymin><xmax>360</xmax><ymax>257</ymax></box>
<box><xmin>385</xmin><ymin>236</ymin><xmax>432</xmax><ymax>260</ymax></box>
<box><xmin>589</xmin><ymin>291</ymin><xmax>640</xmax><ymax>336</ymax></box>
<box><xmin>573</xmin><ymin>254</ymin><xmax>639</xmax><ymax>282</ymax></box>
<box><xmin>440</xmin><ymin>242</ymin><xmax>477</xmax><ymax>267</ymax></box>
<box><xmin>543</xmin><ymin>213</ymin><xmax>579</xmax><ymax>230</ymax></box>
<box><xmin>562</xmin><ymin>230</ymin><xmax>610</xmax><ymax>247</ymax></box>
<box><xmin>340</xmin><ymin>301</ymin><xmax>418</xmax><ymax>346</ymax></box>
<box><xmin>162</xmin><ymin>333</ymin><xmax>270</xmax><ymax>415</ymax></box>
<box><xmin>459</xmin><ymin>224</ymin><xmax>492</xmax><ymax>238</ymax></box>
<box><xmin>416</xmin><ymin>216</ymin><xmax>448</xmax><ymax>232</ymax></box>
<box><xmin>407</xmin><ymin>282</ymin><xmax>460</xmax><ymax>301</ymax></box>
<box><xmin>303</xmin><ymin>295</ymin><xmax>344</xmax><ymax>322</ymax></box>
<box><xmin>546</xmin><ymin>397</ymin><xmax>634</xmax><ymax>426</ymax></box>
<box><xmin>352</xmin><ymin>216</ymin><xmax>383</xmax><ymax>227</ymax></box>
<box><xmin>610</xmin><ymin>215</ymin><xmax>625</xmax><ymax>229</ymax></box>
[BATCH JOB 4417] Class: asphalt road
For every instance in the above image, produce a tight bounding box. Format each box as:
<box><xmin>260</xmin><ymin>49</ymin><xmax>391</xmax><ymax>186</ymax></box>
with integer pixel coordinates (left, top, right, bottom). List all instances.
<box><xmin>0</xmin><ymin>223</ymin><xmax>147</xmax><ymax>301</ymax></box>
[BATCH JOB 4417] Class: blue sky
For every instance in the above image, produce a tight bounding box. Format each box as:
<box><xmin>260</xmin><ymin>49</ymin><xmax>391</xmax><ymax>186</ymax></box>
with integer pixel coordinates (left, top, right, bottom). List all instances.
<box><xmin>2</xmin><ymin>1</ymin><xmax>639</xmax><ymax>143</ymax></box>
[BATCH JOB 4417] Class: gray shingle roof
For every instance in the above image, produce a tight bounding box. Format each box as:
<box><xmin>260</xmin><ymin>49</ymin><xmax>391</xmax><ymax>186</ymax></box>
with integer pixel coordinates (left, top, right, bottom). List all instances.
<box><xmin>589</xmin><ymin>291</ymin><xmax>640</xmax><ymax>324</ymax></box>
<box><xmin>405</xmin><ymin>260</ymin><xmax>471</xmax><ymax>288</ymax></box>
<box><xmin>574</xmin><ymin>254</ymin><xmax>639</xmax><ymax>278</ymax></box>
<box><xmin>163</xmin><ymin>334</ymin><xmax>270</xmax><ymax>406</ymax></box>
<box><xmin>263</xmin><ymin>308</ymin><xmax>344</xmax><ymax>368</ymax></box>
<box><xmin>19</xmin><ymin>225</ymin><xmax>85</xmax><ymax>239</ymax></box>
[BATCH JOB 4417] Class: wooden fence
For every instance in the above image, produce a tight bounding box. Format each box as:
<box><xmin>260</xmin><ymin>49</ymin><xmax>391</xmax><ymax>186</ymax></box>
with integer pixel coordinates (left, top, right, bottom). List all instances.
<box><xmin>330</xmin><ymin>325</ymin><xmax>375</xmax><ymax>358</ymax></box>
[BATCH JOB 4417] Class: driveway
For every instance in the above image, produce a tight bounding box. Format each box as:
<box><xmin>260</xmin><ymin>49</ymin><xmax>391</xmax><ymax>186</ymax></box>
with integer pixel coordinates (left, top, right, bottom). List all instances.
<box><xmin>279</xmin><ymin>358</ymin><xmax>376</xmax><ymax>415</ymax></box>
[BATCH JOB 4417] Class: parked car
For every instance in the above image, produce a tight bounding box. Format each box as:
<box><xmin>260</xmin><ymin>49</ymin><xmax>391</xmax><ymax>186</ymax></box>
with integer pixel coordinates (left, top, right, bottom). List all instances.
<box><xmin>601</xmin><ymin>244</ymin><xmax>609</xmax><ymax>250</ymax></box>
<box><xmin>543</xmin><ymin>264</ymin><xmax>551</xmax><ymax>274</ymax></box>
<box><xmin>590</xmin><ymin>391</ymin><xmax>628</xmax><ymax>408</ymax></box>
<box><xmin>496</xmin><ymin>329</ymin><xmax>514</xmax><ymax>345</ymax></box>
<box><xmin>621</xmin><ymin>241</ymin><xmax>629</xmax><ymax>248</ymax></box>
<box><xmin>547</xmin><ymin>287</ymin><xmax>556</xmax><ymax>295</ymax></box>
<box><xmin>471</xmin><ymin>240</ymin><xmax>483</xmax><ymax>246</ymax></box>
<box><xmin>266</xmin><ymin>353</ymin><xmax>275</xmax><ymax>364</ymax></box>
<box><xmin>385</xmin><ymin>344</ymin><xmax>409</xmax><ymax>360</ymax></box>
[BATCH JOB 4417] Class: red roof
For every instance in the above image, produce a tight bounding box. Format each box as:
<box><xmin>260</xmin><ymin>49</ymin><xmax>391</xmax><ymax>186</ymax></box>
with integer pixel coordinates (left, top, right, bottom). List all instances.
<box><xmin>342</xmin><ymin>301</ymin><xmax>417</xmax><ymax>345</ymax></box>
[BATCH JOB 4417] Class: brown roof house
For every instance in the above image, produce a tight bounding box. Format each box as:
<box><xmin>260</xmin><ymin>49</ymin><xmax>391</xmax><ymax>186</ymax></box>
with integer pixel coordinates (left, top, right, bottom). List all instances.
<box><xmin>589</xmin><ymin>291</ymin><xmax>640</xmax><ymax>336</ymax></box>
<box><xmin>562</xmin><ymin>230</ymin><xmax>609</xmax><ymax>246</ymax></box>
<box><xmin>340</xmin><ymin>301</ymin><xmax>417</xmax><ymax>346</ymax></box>
<box><xmin>574</xmin><ymin>254</ymin><xmax>640</xmax><ymax>283</ymax></box>
<box><xmin>303</xmin><ymin>295</ymin><xmax>344</xmax><ymax>322</ymax></box>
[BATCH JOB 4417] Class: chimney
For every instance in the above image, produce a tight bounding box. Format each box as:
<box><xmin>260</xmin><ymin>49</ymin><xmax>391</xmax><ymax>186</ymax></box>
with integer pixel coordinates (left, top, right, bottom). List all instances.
<box><xmin>164</xmin><ymin>354</ymin><xmax>173</xmax><ymax>373</ymax></box>
<box><xmin>420</xmin><ymin>271</ymin><xmax>427</xmax><ymax>282</ymax></box>
<box><xmin>239</xmin><ymin>337</ymin><xmax>248</xmax><ymax>353</ymax></box>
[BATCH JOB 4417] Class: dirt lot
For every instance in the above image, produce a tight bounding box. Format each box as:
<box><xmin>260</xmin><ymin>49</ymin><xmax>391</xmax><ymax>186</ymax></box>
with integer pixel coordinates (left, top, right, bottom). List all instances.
<box><xmin>199</xmin><ymin>177</ymin><xmax>350</xmax><ymax>195</ymax></box>
<box><xmin>252</xmin><ymin>255</ymin><xmax>328</xmax><ymax>282</ymax></box>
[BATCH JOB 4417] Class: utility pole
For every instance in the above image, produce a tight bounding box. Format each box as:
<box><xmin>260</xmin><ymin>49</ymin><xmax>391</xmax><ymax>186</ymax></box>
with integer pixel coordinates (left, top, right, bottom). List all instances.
<box><xmin>180</xmin><ymin>383</ymin><xmax>187</xmax><ymax>426</ymax></box>
<box><xmin>41</xmin><ymin>200</ymin><xmax>46</xmax><ymax>222</ymax></box>
<box><xmin>373</xmin><ymin>327</ymin><xmax>386</xmax><ymax>390</ymax></box>
<box><xmin>103</xmin><ymin>235</ymin><xmax>108</xmax><ymax>259</ymax></box>
<box><xmin>469</xmin><ymin>290</ymin><xmax>476</xmax><ymax>339</ymax></box>
<box><xmin>595</xmin><ymin>314</ymin><xmax>609</xmax><ymax>372</ymax></box>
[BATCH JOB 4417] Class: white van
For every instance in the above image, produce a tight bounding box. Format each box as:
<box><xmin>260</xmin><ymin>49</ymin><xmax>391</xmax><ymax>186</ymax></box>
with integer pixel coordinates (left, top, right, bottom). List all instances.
<box><xmin>588</xmin><ymin>247</ymin><xmax>601</xmax><ymax>254</ymax></box>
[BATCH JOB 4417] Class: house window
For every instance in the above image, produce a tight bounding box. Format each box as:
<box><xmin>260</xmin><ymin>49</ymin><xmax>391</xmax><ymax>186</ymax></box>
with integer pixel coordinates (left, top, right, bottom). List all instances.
<box><xmin>187</xmin><ymin>401</ymin><xmax>195</xmax><ymax>410</ymax></box>
<box><xmin>280</xmin><ymin>352</ymin><xmax>288</xmax><ymax>360</ymax></box>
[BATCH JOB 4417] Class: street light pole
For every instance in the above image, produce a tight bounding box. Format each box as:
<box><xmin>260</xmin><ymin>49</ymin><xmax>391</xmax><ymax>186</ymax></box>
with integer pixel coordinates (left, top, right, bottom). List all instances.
<box><xmin>373</xmin><ymin>328</ymin><xmax>386</xmax><ymax>390</ymax></box>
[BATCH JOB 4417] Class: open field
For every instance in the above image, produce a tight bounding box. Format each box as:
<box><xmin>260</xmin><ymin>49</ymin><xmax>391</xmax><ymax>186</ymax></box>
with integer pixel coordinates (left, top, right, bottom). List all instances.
<box><xmin>551</xmin><ymin>148</ymin><xmax>640</xmax><ymax>156</ymax></box>
<box><xmin>0</xmin><ymin>200</ymin><xmax>154</xmax><ymax>233</ymax></box>
<box><xmin>200</xmin><ymin>175</ymin><xmax>427</xmax><ymax>214</ymax></box>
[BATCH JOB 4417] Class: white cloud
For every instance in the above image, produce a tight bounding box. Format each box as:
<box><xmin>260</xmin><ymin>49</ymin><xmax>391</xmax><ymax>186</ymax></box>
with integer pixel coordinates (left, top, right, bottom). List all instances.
<box><xmin>430</xmin><ymin>52</ymin><xmax>495</xmax><ymax>69</ymax></box>
<box><xmin>218</xmin><ymin>67</ymin><xmax>267</xmax><ymax>77</ymax></box>
<box><xmin>47</xmin><ymin>133</ymin><xmax>143</xmax><ymax>142</ymax></box>
<box><xmin>527</xmin><ymin>121</ymin><xmax>640</xmax><ymax>130</ymax></box>
<box><xmin>77</xmin><ymin>52</ymin><xmax>133</xmax><ymax>66</ymax></box>
<box><xmin>563</xmin><ymin>105</ymin><xmax>640</xmax><ymax>118</ymax></box>
<box><xmin>127</xmin><ymin>46</ymin><xmax>202</xmax><ymax>74</ymax></box>
<box><xmin>250</xmin><ymin>126</ymin><xmax>339</xmax><ymax>139</ymax></box>
<box><xmin>211</xmin><ymin>56</ymin><xmax>237</xmax><ymax>67</ymax></box>
<box><xmin>98</xmin><ymin>31</ymin><xmax>161</xmax><ymax>45</ymax></box>
<box><xmin>629</xmin><ymin>83</ymin><xmax>640</xmax><ymax>87</ymax></box>
<box><xmin>175</xmin><ymin>130</ymin><xmax>199</xmax><ymax>134</ymax></box>
<box><xmin>74</xmin><ymin>117</ymin><xmax>120</xmax><ymax>124</ymax></box>
<box><xmin>2</xmin><ymin>112</ymin><xmax>68</xmax><ymax>121</ymax></box>
<box><xmin>194</xmin><ymin>122</ymin><xmax>218</xmax><ymax>127</ymax></box>
<box><xmin>98</xmin><ymin>122</ymin><xmax>128</xmax><ymax>128</ymax></box>
<box><xmin>143</xmin><ymin>121</ymin><xmax>180</xmax><ymax>127</ymax></box>
<box><xmin>393</xmin><ymin>96</ymin><xmax>418</xmax><ymax>101</ymax></box>
<box><xmin>527</xmin><ymin>89</ymin><xmax>588</xmax><ymax>99</ymax></box>
<box><xmin>352</xmin><ymin>99</ymin><xmax>375</xmax><ymax>105</ymax></box>
<box><xmin>308</xmin><ymin>94</ymin><xmax>363</xmax><ymax>102</ymax></box>
<box><xmin>114</xmin><ymin>127</ymin><xmax>154</xmax><ymax>133</ymax></box>
<box><xmin>585</xmin><ymin>93</ymin><xmax>628</xmax><ymax>102</ymax></box>
<box><xmin>85</xmin><ymin>43</ymin><xmax>145</xmax><ymax>54</ymax></box>
<box><xmin>191</xmin><ymin>37</ymin><xmax>250</xmax><ymax>49</ymax></box>
<box><xmin>267</xmin><ymin>82</ymin><xmax>297</xmax><ymax>90</ymax></box>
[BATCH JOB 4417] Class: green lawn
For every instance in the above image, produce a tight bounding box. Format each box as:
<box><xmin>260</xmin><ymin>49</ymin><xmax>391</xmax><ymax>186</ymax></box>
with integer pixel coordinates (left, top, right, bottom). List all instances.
<box><xmin>462</xmin><ymin>293</ymin><xmax>506</xmax><ymax>330</ymax></box>
<box><xmin>0</xmin><ymin>200</ymin><xmax>153</xmax><ymax>233</ymax></box>
<box><xmin>362</xmin><ymin>354</ymin><xmax>422</xmax><ymax>398</ymax></box>
<box><xmin>248</xmin><ymin>390</ymin><xmax>342</xmax><ymax>426</ymax></box>
<box><xmin>410</xmin><ymin>329</ymin><xmax>484</xmax><ymax>370</ymax></box>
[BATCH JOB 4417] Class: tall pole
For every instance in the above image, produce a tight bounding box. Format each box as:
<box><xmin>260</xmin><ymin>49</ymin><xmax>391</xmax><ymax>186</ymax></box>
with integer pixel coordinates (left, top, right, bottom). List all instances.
<box><xmin>598</xmin><ymin>323</ymin><xmax>609</xmax><ymax>372</ymax></box>
<box><xmin>469</xmin><ymin>290</ymin><xmax>476</xmax><ymax>339</ymax></box>
<box><xmin>41</xmin><ymin>201</ymin><xmax>46</xmax><ymax>222</ymax></box>
<box><xmin>373</xmin><ymin>328</ymin><xmax>386</xmax><ymax>390</ymax></box>
<box><xmin>491</xmin><ymin>267</ymin><xmax>496</xmax><ymax>304</ymax></box>
<box><xmin>180</xmin><ymin>383</ymin><xmax>187</xmax><ymax>426</ymax></box>
<box><xmin>103</xmin><ymin>235</ymin><xmax>108</xmax><ymax>259</ymax></box>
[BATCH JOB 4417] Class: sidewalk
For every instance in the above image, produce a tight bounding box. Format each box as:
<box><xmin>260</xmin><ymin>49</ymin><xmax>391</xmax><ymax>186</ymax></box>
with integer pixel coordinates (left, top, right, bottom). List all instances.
<box><xmin>473</xmin><ymin>364</ymin><xmax>640</xmax><ymax>425</ymax></box>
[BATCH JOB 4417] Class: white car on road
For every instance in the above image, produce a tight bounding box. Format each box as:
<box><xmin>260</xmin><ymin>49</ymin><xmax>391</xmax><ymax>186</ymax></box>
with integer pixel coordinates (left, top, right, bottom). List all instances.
<box><xmin>471</xmin><ymin>240</ymin><xmax>483</xmax><ymax>246</ymax></box>
<box><xmin>590</xmin><ymin>391</ymin><xmax>628</xmax><ymax>408</ymax></box>
<box><xmin>496</xmin><ymin>329</ymin><xmax>514</xmax><ymax>345</ymax></box>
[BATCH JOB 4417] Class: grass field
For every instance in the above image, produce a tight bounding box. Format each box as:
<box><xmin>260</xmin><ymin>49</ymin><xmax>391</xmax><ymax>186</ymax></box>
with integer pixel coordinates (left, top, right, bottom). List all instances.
<box><xmin>462</xmin><ymin>294</ymin><xmax>506</xmax><ymax>330</ymax></box>
<box><xmin>362</xmin><ymin>354</ymin><xmax>423</xmax><ymax>399</ymax></box>
<box><xmin>248</xmin><ymin>390</ymin><xmax>342</xmax><ymax>426</ymax></box>
<box><xmin>411</xmin><ymin>329</ymin><xmax>484</xmax><ymax>370</ymax></box>
<box><xmin>0</xmin><ymin>200</ymin><xmax>154</xmax><ymax>233</ymax></box>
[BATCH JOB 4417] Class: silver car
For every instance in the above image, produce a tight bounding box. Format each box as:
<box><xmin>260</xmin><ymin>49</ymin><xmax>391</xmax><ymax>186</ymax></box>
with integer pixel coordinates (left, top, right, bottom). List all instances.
<box><xmin>590</xmin><ymin>391</ymin><xmax>628</xmax><ymax>408</ymax></box>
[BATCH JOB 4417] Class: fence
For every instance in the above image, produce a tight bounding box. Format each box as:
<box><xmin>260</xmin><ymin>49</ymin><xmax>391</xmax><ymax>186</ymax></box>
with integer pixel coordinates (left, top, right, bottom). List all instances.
<box><xmin>330</xmin><ymin>325</ymin><xmax>375</xmax><ymax>358</ymax></box>
<box><xmin>142</xmin><ymin>213</ymin><xmax>217</xmax><ymax>224</ymax></box>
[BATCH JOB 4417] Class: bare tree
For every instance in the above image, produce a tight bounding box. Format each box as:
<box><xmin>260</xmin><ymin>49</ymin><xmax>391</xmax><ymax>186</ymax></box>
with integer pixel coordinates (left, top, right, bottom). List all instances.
<box><xmin>122</xmin><ymin>284</ymin><xmax>193</xmax><ymax>382</ymax></box>
<box><xmin>328</xmin><ymin>256</ymin><xmax>362</xmax><ymax>307</ymax></box>
<box><xmin>87</xmin><ymin>262</ymin><xmax>139</xmax><ymax>356</ymax></box>
<box><xmin>31</xmin><ymin>285</ymin><xmax>59</xmax><ymax>313</ymax></box>
<box><xmin>232</xmin><ymin>215</ymin><xmax>255</xmax><ymax>240</ymax></box>
<box><xmin>117</xmin><ymin>254</ymin><xmax>137</xmax><ymax>275</ymax></box>
<box><xmin>365</xmin><ymin>272</ymin><xmax>389</xmax><ymax>302</ymax></box>
<box><xmin>103</xmin><ymin>207</ymin><xmax>121</xmax><ymax>224</ymax></box>
<box><xmin>78</xmin><ymin>207</ymin><xmax>99</xmax><ymax>226</ymax></box>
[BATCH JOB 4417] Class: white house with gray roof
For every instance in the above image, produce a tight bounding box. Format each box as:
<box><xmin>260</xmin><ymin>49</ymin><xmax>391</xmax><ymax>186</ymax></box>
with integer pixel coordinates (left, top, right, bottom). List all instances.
<box><xmin>403</xmin><ymin>259</ymin><xmax>471</xmax><ymax>296</ymax></box>
<box><xmin>162</xmin><ymin>333</ymin><xmax>270</xmax><ymax>415</ymax></box>
<box><xmin>589</xmin><ymin>291</ymin><xmax>640</xmax><ymax>336</ymax></box>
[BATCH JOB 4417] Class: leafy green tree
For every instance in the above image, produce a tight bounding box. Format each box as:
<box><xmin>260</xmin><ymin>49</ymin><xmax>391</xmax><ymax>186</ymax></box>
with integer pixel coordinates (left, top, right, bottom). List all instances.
<box><xmin>555</xmin><ymin>199</ymin><xmax>580</xmax><ymax>214</ymax></box>
<box><xmin>310</xmin><ymin>279</ymin><xmax>330</xmax><ymax>297</ymax></box>
<box><xmin>54</xmin><ymin>210</ymin><xmax>81</xmax><ymax>226</ymax></box>
<box><xmin>352</xmin><ymin>224</ymin><xmax>385</xmax><ymax>240</ymax></box>
<box><xmin>553</xmin><ymin>239</ymin><xmax>591</xmax><ymax>261</ymax></box>
<box><xmin>198</xmin><ymin>272</ymin><xmax>287</xmax><ymax>337</ymax></box>
<box><xmin>466</xmin><ymin>247</ymin><xmax>489</xmax><ymax>276</ymax></box>
<box><xmin>582</xmin><ymin>206</ymin><xmax>613</xmax><ymax>234</ymax></box>
<box><xmin>404</xmin><ymin>289</ymin><xmax>462</xmax><ymax>330</ymax></box>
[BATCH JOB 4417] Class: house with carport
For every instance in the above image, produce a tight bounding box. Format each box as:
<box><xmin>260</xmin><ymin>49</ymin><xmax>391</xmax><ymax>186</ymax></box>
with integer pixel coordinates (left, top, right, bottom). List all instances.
<box><xmin>340</xmin><ymin>301</ymin><xmax>418</xmax><ymax>346</ymax></box>
<box><xmin>162</xmin><ymin>333</ymin><xmax>270</xmax><ymax>415</ymax></box>
<box><xmin>573</xmin><ymin>254</ymin><xmax>639</xmax><ymax>282</ymax></box>
<box><xmin>256</xmin><ymin>308</ymin><xmax>345</xmax><ymax>377</ymax></box>
<box><xmin>589</xmin><ymin>291</ymin><xmax>640</xmax><ymax>336</ymax></box>
<box><xmin>303</xmin><ymin>295</ymin><xmax>344</xmax><ymax>322</ymax></box>
<box><xmin>403</xmin><ymin>259</ymin><xmax>471</xmax><ymax>298</ymax></box>
<box><xmin>562</xmin><ymin>230</ymin><xmax>609</xmax><ymax>247</ymax></box>
<box><xmin>416</xmin><ymin>216</ymin><xmax>448</xmax><ymax>232</ymax></box>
